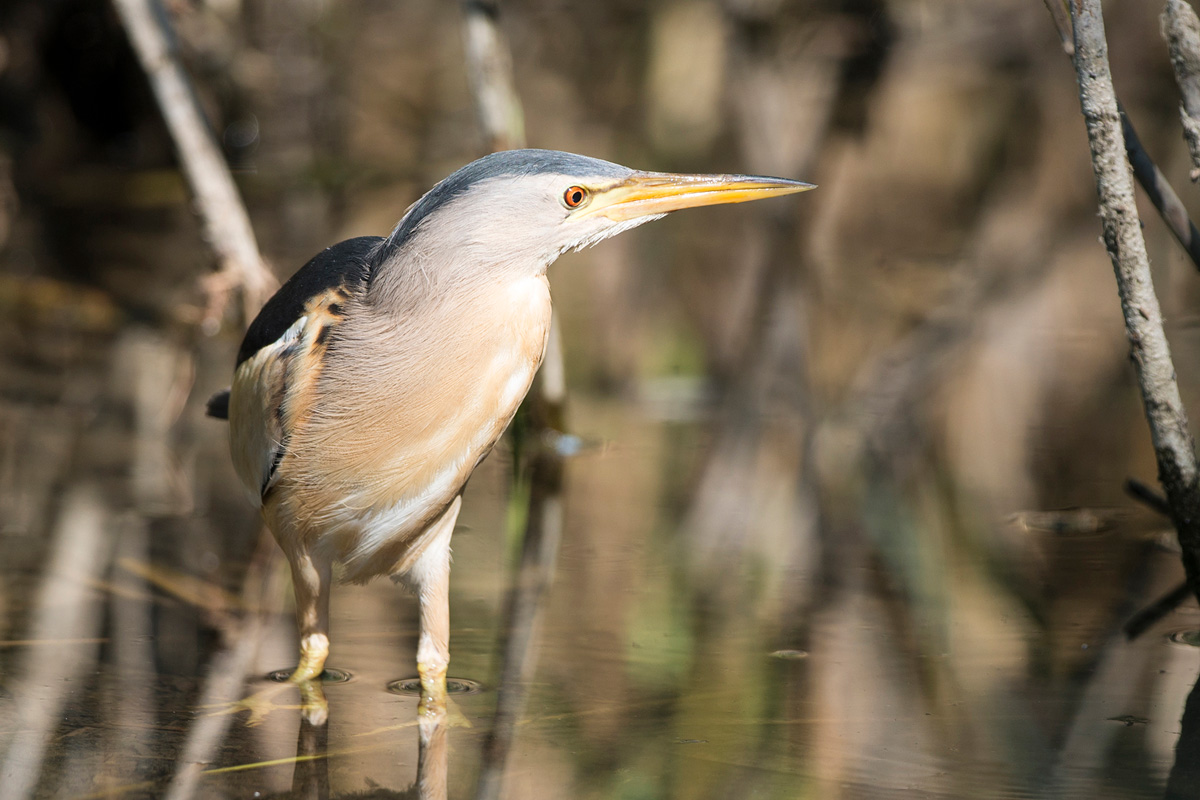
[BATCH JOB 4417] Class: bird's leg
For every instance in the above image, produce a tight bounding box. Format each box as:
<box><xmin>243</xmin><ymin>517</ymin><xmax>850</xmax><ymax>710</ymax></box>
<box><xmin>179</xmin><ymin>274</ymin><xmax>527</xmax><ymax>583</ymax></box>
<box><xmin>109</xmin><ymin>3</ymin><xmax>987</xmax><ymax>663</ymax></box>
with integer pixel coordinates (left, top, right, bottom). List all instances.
<box><xmin>287</xmin><ymin>548</ymin><xmax>333</xmax><ymax>682</ymax></box>
<box><xmin>402</xmin><ymin>496</ymin><xmax>461</xmax><ymax>716</ymax></box>
<box><xmin>201</xmin><ymin>546</ymin><xmax>332</xmax><ymax>727</ymax></box>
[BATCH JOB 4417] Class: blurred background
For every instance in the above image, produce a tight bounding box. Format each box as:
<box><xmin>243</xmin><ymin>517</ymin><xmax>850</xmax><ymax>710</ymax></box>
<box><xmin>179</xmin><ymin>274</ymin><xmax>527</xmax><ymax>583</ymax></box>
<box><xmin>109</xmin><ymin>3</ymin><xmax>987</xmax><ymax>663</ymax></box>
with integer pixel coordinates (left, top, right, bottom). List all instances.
<box><xmin>2</xmin><ymin>0</ymin><xmax>1200</xmax><ymax>797</ymax></box>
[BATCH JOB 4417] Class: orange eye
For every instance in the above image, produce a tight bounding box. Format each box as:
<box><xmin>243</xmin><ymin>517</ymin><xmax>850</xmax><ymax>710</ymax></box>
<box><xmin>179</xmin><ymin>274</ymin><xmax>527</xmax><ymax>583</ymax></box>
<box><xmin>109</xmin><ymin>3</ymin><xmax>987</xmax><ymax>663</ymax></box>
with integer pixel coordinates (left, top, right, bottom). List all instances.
<box><xmin>563</xmin><ymin>185</ymin><xmax>589</xmax><ymax>208</ymax></box>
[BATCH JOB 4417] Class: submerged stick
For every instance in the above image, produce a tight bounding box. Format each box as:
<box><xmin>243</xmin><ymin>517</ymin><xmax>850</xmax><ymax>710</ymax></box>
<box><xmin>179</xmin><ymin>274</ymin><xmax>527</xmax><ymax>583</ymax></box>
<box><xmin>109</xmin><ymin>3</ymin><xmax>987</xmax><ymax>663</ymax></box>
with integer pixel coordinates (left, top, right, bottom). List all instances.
<box><xmin>1069</xmin><ymin>0</ymin><xmax>1200</xmax><ymax>599</ymax></box>
<box><xmin>111</xmin><ymin>0</ymin><xmax>274</xmax><ymax>327</ymax></box>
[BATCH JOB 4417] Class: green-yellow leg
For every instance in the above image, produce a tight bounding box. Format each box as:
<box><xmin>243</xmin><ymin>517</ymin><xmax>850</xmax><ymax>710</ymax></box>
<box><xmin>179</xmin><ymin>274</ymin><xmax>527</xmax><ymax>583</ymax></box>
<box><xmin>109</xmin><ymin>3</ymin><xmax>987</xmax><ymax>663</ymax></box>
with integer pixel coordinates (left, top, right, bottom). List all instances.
<box><xmin>287</xmin><ymin>548</ymin><xmax>333</xmax><ymax>724</ymax></box>
<box><xmin>203</xmin><ymin>548</ymin><xmax>332</xmax><ymax>727</ymax></box>
<box><xmin>287</xmin><ymin>548</ymin><xmax>333</xmax><ymax>682</ymax></box>
<box><xmin>402</xmin><ymin>498</ymin><xmax>460</xmax><ymax>716</ymax></box>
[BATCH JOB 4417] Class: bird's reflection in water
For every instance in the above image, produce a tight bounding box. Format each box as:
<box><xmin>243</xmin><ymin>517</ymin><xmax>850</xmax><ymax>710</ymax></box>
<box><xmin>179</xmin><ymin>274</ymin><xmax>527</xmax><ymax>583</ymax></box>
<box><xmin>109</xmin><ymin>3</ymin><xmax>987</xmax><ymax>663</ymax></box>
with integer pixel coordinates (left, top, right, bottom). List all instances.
<box><xmin>276</xmin><ymin>681</ymin><xmax>449</xmax><ymax>800</ymax></box>
<box><xmin>416</xmin><ymin>710</ymin><xmax>450</xmax><ymax>800</ymax></box>
<box><xmin>288</xmin><ymin>683</ymin><xmax>329</xmax><ymax>800</ymax></box>
<box><xmin>181</xmin><ymin>431</ymin><xmax>564</xmax><ymax>800</ymax></box>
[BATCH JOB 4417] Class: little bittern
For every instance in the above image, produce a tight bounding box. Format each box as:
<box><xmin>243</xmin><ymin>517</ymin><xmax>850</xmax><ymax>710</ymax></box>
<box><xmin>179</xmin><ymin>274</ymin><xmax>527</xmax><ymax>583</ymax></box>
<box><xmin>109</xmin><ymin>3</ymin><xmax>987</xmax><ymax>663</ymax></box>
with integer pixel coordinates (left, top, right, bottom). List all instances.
<box><xmin>208</xmin><ymin>149</ymin><xmax>812</xmax><ymax>709</ymax></box>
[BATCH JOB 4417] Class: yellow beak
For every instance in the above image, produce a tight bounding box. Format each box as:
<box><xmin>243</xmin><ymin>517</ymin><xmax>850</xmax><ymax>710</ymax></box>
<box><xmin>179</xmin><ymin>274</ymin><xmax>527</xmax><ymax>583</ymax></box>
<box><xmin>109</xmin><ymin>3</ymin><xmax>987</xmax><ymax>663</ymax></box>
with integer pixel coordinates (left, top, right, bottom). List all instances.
<box><xmin>577</xmin><ymin>172</ymin><xmax>815</xmax><ymax>221</ymax></box>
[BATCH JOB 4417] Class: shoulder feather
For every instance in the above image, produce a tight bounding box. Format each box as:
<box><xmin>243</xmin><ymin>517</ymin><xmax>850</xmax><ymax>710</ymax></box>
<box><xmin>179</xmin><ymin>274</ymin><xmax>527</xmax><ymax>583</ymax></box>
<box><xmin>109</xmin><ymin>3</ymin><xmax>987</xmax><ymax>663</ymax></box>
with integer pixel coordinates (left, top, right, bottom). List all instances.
<box><xmin>237</xmin><ymin>236</ymin><xmax>382</xmax><ymax>366</ymax></box>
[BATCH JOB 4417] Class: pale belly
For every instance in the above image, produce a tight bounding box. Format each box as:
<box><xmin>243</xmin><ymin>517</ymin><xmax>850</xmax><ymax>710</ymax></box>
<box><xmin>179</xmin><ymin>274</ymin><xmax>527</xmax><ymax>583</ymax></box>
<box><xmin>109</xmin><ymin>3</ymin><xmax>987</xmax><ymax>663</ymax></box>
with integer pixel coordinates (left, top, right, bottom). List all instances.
<box><xmin>268</xmin><ymin>276</ymin><xmax>552</xmax><ymax>580</ymax></box>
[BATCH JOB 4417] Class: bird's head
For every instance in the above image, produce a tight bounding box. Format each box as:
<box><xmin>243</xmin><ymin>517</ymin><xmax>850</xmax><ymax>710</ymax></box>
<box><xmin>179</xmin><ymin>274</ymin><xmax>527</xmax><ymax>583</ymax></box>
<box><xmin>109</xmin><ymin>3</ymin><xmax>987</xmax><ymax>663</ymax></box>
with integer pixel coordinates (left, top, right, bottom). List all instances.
<box><xmin>373</xmin><ymin>149</ymin><xmax>813</xmax><ymax>287</ymax></box>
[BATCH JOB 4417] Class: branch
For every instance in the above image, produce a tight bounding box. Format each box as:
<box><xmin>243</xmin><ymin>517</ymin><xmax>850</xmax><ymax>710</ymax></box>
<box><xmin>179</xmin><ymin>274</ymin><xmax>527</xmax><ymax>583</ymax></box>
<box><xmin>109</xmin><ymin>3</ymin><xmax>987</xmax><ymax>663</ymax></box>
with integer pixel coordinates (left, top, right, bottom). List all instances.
<box><xmin>110</xmin><ymin>0</ymin><xmax>275</xmax><ymax>329</ymax></box>
<box><xmin>1125</xmin><ymin>476</ymin><xmax>1172</xmax><ymax>516</ymax></box>
<box><xmin>1125</xmin><ymin>581</ymin><xmax>1192</xmax><ymax>638</ymax></box>
<box><xmin>1120</xmin><ymin>103</ymin><xmax>1200</xmax><ymax>268</ymax></box>
<box><xmin>1164</xmin><ymin>0</ymin><xmax>1200</xmax><ymax>180</ymax></box>
<box><xmin>1070</xmin><ymin>0</ymin><xmax>1200</xmax><ymax>599</ymax></box>
<box><xmin>1044</xmin><ymin>1</ymin><xmax>1200</xmax><ymax>271</ymax></box>
<box><xmin>461</xmin><ymin>0</ymin><xmax>526</xmax><ymax>153</ymax></box>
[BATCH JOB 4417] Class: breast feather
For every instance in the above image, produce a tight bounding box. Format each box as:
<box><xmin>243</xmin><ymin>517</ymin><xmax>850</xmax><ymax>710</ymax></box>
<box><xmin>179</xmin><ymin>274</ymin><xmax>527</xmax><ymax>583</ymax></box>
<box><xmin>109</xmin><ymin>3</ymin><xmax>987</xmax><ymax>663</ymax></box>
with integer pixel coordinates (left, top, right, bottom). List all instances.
<box><xmin>279</xmin><ymin>276</ymin><xmax>552</xmax><ymax>576</ymax></box>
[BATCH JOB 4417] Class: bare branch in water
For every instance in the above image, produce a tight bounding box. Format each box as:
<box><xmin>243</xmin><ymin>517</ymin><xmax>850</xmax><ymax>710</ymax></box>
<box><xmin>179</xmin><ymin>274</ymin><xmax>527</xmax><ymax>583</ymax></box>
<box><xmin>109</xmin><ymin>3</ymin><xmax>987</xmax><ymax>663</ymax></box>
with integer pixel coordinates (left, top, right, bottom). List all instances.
<box><xmin>110</xmin><ymin>0</ymin><xmax>275</xmax><ymax>330</ymax></box>
<box><xmin>1070</xmin><ymin>0</ymin><xmax>1200</xmax><ymax>600</ymax></box>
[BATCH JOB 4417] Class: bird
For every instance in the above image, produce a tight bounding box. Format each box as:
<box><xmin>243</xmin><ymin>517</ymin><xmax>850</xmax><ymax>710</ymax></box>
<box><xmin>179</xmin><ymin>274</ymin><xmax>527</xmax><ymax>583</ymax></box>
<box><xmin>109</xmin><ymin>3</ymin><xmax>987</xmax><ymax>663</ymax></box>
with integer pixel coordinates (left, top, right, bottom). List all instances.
<box><xmin>206</xmin><ymin>148</ymin><xmax>812</xmax><ymax>712</ymax></box>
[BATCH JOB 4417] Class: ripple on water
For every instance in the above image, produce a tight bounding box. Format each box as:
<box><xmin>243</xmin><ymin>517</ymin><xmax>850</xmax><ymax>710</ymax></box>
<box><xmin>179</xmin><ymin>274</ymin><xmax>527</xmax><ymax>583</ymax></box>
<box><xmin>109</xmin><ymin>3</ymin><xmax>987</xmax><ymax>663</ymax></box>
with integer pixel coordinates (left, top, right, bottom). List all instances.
<box><xmin>266</xmin><ymin>667</ymin><xmax>354</xmax><ymax>683</ymax></box>
<box><xmin>386</xmin><ymin>677</ymin><xmax>483</xmax><ymax>696</ymax></box>
<box><xmin>1168</xmin><ymin>629</ymin><xmax>1200</xmax><ymax>647</ymax></box>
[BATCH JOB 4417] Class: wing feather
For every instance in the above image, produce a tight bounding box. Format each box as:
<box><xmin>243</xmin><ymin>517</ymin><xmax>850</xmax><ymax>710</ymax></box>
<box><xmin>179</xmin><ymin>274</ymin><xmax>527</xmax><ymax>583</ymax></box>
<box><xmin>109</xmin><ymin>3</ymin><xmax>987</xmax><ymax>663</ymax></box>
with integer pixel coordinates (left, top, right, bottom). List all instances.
<box><xmin>230</xmin><ymin>316</ymin><xmax>307</xmax><ymax>503</ymax></box>
<box><xmin>226</xmin><ymin>236</ymin><xmax>379</xmax><ymax>505</ymax></box>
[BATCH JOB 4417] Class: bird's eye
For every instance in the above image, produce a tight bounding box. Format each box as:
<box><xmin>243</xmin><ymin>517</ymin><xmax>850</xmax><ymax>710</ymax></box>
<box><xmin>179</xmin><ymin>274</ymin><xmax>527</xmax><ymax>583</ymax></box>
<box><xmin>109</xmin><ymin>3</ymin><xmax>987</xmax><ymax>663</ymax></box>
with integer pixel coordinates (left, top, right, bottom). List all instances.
<box><xmin>563</xmin><ymin>186</ymin><xmax>589</xmax><ymax>208</ymax></box>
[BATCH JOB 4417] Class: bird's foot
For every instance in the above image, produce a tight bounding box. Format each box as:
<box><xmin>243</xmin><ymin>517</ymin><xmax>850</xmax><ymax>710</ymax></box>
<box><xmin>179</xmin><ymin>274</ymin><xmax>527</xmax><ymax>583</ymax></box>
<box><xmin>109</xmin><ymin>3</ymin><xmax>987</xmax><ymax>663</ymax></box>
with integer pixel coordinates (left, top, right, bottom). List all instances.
<box><xmin>416</xmin><ymin>660</ymin><xmax>448</xmax><ymax>716</ymax></box>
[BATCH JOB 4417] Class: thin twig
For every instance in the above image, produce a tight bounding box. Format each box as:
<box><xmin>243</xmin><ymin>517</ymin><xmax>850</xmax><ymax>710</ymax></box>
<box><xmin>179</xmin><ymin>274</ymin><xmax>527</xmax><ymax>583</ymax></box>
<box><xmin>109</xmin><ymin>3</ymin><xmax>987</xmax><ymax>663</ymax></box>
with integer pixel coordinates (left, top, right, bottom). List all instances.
<box><xmin>1125</xmin><ymin>581</ymin><xmax>1192</xmax><ymax>639</ymax></box>
<box><xmin>1043</xmin><ymin>0</ymin><xmax>1075</xmax><ymax>55</ymax></box>
<box><xmin>1120</xmin><ymin>103</ymin><xmax>1200</xmax><ymax>268</ymax></box>
<box><xmin>1069</xmin><ymin>0</ymin><xmax>1200</xmax><ymax>599</ymax></box>
<box><xmin>1121</xmin><ymin>478</ymin><xmax>1190</xmax><ymax>638</ymax></box>
<box><xmin>110</xmin><ymin>0</ymin><xmax>275</xmax><ymax>329</ymax></box>
<box><xmin>1125</xmin><ymin>477</ymin><xmax>1173</xmax><ymax>516</ymax></box>
<box><xmin>1164</xmin><ymin>0</ymin><xmax>1200</xmax><ymax>180</ymax></box>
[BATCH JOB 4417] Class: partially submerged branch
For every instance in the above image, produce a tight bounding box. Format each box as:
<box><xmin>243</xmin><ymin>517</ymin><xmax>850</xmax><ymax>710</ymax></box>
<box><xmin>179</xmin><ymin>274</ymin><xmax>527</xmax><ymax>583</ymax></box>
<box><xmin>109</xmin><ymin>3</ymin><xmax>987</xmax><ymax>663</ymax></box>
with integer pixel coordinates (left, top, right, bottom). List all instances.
<box><xmin>459</xmin><ymin>7</ymin><xmax>568</xmax><ymax>798</ymax></box>
<box><xmin>1070</xmin><ymin>0</ymin><xmax>1200</xmax><ymax>599</ymax></box>
<box><xmin>111</xmin><ymin>0</ymin><xmax>275</xmax><ymax>329</ymax></box>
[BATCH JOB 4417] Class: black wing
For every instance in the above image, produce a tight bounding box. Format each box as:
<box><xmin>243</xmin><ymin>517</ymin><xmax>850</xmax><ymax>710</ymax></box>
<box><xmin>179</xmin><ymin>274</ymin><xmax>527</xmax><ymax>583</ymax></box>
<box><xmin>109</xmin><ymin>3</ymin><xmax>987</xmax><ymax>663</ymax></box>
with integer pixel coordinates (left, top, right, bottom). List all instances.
<box><xmin>236</xmin><ymin>236</ymin><xmax>383</xmax><ymax>367</ymax></box>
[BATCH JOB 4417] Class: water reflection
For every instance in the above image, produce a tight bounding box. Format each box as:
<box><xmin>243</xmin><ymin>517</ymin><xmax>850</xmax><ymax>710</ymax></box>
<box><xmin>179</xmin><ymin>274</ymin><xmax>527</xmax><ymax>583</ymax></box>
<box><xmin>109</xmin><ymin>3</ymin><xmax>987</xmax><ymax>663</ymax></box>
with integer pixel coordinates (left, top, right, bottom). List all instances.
<box><xmin>0</xmin><ymin>401</ymin><xmax>1195</xmax><ymax>797</ymax></box>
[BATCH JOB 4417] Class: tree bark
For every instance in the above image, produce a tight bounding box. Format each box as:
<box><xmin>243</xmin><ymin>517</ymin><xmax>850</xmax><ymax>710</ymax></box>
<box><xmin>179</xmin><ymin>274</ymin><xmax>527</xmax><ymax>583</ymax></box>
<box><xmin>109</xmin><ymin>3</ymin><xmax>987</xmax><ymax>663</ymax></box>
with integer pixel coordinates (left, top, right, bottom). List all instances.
<box><xmin>1070</xmin><ymin>0</ymin><xmax>1200</xmax><ymax>599</ymax></box>
<box><xmin>111</xmin><ymin>0</ymin><xmax>274</xmax><ymax>327</ymax></box>
<box><xmin>1164</xmin><ymin>0</ymin><xmax>1200</xmax><ymax>180</ymax></box>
